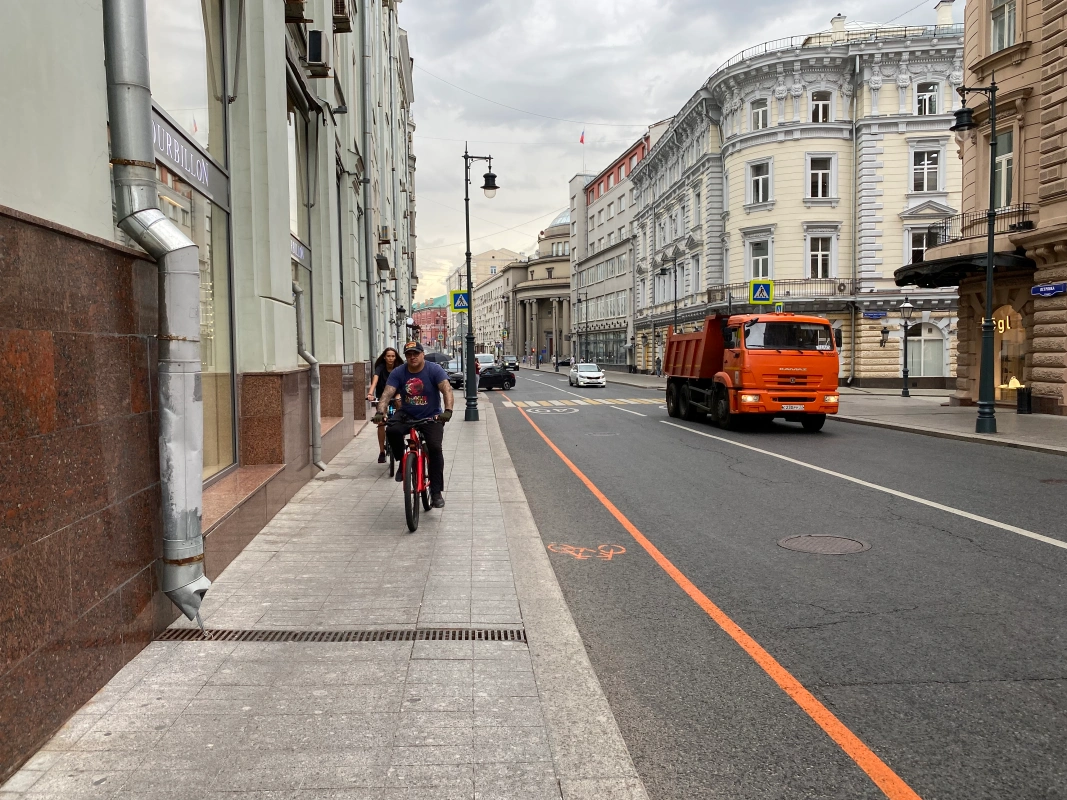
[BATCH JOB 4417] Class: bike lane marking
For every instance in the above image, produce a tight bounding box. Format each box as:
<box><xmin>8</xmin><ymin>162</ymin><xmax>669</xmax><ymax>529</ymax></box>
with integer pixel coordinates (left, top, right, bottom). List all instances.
<box><xmin>662</xmin><ymin>420</ymin><xmax>1067</xmax><ymax>551</ymax></box>
<box><xmin>517</xmin><ymin>405</ymin><xmax>923</xmax><ymax>800</ymax></box>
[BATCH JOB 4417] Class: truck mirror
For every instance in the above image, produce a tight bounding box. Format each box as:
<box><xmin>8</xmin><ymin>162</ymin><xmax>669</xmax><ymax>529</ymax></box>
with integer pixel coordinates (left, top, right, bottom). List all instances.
<box><xmin>834</xmin><ymin>329</ymin><xmax>843</xmax><ymax>349</ymax></box>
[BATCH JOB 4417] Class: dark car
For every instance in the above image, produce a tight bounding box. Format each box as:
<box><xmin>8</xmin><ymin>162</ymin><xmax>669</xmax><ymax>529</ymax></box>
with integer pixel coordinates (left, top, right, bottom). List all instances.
<box><xmin>478</xmin><ymin>365</ymin><xmax>516</xmax><ymax>391</ymax></box>
<box><xmin>502</xmin><ymin>354</ymin><xmax>518</xmax><ymax>371</ymax></box>
<box><xmin>424</xmin><ymin>352</ymin><xmax>452</xmax><ymax>365</ymax></box>
<box><xmin>556</xmin><ymin>356</ymin><xmax>573</xmax><ymax>367</ymax></box>
<box><xmin>445</xmin><ymin>359</ymin><xmax>464</xmax><ymax>389</ymax></box>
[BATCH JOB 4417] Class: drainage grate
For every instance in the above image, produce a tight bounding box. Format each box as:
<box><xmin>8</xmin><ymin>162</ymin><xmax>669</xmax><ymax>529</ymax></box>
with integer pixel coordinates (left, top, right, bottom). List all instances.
<box><xmin>777</xmin><ymin>535</ymin><xmax>871</xmax><ymax>555</ymax></box>
<box><xmin>156</xmin><ymin>627</ymin><xmax>527</xmax><ymax>643</ymax></box>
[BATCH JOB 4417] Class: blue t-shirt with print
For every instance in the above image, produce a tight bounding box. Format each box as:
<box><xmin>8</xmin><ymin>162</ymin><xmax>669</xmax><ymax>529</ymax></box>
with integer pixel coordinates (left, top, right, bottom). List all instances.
<box><xmin>386</xmin><ymin>362</ymin><xmax>449</xmax><ymax>420</ymax></box>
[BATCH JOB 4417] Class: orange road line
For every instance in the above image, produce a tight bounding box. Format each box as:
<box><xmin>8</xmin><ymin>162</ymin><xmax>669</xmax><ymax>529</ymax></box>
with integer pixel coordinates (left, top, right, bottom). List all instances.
<box><xmin>517</xmin><ymin>406</ymin><xmax>922</xmax><ymax>800</ymax></box>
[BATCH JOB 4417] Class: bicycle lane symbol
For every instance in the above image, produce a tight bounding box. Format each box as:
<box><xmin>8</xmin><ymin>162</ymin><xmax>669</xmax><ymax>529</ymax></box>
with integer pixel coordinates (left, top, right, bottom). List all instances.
<box><xmin>547</xmin><ymin>543</ymin><xmax>626</xmax><ymax>560</ymax></box>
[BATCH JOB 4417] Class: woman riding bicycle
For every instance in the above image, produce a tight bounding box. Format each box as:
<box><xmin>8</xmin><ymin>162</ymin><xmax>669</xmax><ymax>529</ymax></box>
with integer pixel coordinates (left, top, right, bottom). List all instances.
<box><xmin>367</xmin><ymin>346</ymin><xmax>400</xmax><ymax>463</ymax></box>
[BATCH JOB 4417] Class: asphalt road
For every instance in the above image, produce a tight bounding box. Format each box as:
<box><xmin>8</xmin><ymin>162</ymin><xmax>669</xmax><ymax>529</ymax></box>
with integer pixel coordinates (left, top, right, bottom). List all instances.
<box><xmin>485</xmin><ymin>368</ymin><xmax>1067</xmax><ymax>800</ymax></box>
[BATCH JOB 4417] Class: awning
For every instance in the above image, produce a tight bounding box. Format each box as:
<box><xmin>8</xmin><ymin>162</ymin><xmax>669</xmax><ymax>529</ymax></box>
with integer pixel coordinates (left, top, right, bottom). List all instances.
<box><xmin>894</xmin><ymin>251</ymin><xmax>1035</xmax><ymax>289</ymax></box>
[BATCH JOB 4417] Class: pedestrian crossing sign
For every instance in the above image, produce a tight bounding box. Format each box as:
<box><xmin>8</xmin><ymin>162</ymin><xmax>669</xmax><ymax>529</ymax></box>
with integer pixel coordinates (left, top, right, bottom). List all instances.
<box><xmin>450</xmin><ymin>290</ymin><xmax>470</xmax><ymax>312</ymax></box>
<box><xmin>749</xmin><ymin>279</ymin><xmax>774</xmax><ymax>305</ymax></box>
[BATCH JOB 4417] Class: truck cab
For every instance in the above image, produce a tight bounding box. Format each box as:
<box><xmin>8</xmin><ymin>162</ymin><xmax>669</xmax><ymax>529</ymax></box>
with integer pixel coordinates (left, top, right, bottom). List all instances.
<box><xmin>664</xmin><ymin>313</ymin><xmax>841</xmax><ymax>431</ymax></box>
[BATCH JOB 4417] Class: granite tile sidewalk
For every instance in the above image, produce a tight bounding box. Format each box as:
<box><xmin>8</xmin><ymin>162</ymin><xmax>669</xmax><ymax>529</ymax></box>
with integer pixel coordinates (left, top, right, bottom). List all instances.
<box><xmin>1</xmin><ymin>402</ymin><xmax>647</xmax><ymax>800</ymax></box>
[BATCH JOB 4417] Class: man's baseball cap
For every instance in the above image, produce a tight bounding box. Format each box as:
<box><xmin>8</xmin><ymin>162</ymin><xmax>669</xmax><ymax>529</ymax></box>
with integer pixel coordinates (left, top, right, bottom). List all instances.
<box><xmin>403</xmin><ymin>341</ymin><xmax>424</xmax><ymax>354</ymax></box>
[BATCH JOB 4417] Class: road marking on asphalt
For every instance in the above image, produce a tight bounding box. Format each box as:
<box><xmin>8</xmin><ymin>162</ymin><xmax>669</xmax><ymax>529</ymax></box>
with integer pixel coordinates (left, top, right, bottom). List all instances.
<box><xmin>548</xmin><ymin>543</ymin><xmax>626</xmax><ymax>560</ymax></box>
<box><xmin>609</xmin><ymin>405</ymin><xmax>647</xmax><ymax>417</ymax></box>
<box><xmin>502</xmin><ymin>401</ymin><xmax>515</xmax><ymax>408</ymax></box>
<box><xmin>518</xmin><ymin>406</ymin><xmax>922</xmax><ymax>800</ymax></box>
<box><xmin>662</xmin><ymin>421</ymin><xmax>1067</xmax><ymax>551</ymax></box>
<box><xmin>549</xmin><ymin>400</ymin><xmax>565</xmax><ymax>406</ymax></box>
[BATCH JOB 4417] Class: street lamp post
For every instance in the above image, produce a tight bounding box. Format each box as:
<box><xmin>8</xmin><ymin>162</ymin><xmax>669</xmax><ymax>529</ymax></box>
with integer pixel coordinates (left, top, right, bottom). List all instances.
<box><xmin>900</xmin><ymin>296</ymin><xmax>914</xmax><ymax>398</ymax></box>
<box><xmin>951</xmin><ymin>76</ymin><xmax>999</xmax><ymax>433</ymax></box>
<box><xmin>461</xmin><ymin>143</ymin><xmax>498</xmax><ymax>422</ymax></box>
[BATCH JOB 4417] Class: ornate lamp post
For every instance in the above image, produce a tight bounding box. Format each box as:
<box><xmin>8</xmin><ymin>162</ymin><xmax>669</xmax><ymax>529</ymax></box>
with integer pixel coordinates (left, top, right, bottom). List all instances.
<box><xmin>900</xmin><ymin>296</ymin><xmax>914</xmax><ymax>398</ymax></box>
<box><xmin>951</xmin><ymin>77</ymin><xmax>999</xmax><ymax>433</ymax></box>
<box><xmin>461</xmin><ymin>144</ymin><xmax>498</xmax><ymax>422</ymax></box>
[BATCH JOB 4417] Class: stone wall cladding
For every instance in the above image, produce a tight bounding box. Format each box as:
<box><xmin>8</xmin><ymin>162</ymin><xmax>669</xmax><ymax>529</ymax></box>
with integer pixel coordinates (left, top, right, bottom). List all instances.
<box><xmin>1040</xmin><ymin>0</ymin><xmax>1067</xmax><ymax>202</ymax></box>
<box><xmin>0</xmin><ymin>207</ymin><xmax>173</xmax><ymax>782</ymax></box>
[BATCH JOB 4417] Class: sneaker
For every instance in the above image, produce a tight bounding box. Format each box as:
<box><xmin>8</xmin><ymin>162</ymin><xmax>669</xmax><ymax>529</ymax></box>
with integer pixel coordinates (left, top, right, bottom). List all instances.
<box><xmin>431</xmin><ymin>492</ymin><xmax>445</xmax><ymax>509</ymax></box>
<box><xmin>395</xmin><ymin>466</ymin><xmax>404</xmax><ymax>482</ymax></box>
<box><xmin>377</xmin><ymin>451</ymin><xmax>386</xmax><ymax>464</ymax></box>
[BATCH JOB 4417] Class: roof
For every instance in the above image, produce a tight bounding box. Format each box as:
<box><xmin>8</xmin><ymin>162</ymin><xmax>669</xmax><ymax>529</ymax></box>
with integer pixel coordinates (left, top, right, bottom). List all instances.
<box><xmin>547</xmin><ymin>208</ymin><xmax>570</xmax><ymax>228</ymax></box>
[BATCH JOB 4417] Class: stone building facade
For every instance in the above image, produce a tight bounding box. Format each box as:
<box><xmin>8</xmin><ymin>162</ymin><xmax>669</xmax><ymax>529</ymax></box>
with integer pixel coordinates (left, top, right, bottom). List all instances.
<box><xmin>632</xmin><ymin>6</ymin><xmax>964</xmax><ymax>386</ymax></box>
<box><xmin>445</xmin><ymin>248</ymin><xmax>517</xmax><ymax>357</ymax></box>
<box><xmin>897</xmin><ymin>0</ymin><xmax>1067</xmax><ymax>414</ymax></box>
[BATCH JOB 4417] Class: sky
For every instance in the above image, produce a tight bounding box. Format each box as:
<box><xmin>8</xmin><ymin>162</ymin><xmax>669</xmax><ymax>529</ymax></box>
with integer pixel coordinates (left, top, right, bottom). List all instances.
<box><xmin>399</xmin><ymin>0</ymin><xmax>966</xmax><ymax>302</ymax></box>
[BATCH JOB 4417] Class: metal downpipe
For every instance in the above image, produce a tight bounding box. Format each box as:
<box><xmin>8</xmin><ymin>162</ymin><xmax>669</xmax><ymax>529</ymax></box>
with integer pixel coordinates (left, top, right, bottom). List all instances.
<box><xmin>358</xmin><ymin>0</ymin><xmax>378</xmax><ymax>355</ymax></box>
<box><xmin>293</xmin><ymin>281</ymin><xmax>327</xmax><ymax>471</ymax></box>
<box><xmin>102</xmin><ymin>0</ymin><xmax>210</xmax><ymax>619</ymax></box>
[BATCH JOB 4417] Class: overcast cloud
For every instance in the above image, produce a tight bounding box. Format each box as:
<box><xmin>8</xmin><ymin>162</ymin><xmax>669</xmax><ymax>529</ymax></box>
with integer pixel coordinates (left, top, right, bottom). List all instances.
<box><xmin>400</xmin><ymin>0</ymin><xmax>965</xmax><ymax>301</ymax></box>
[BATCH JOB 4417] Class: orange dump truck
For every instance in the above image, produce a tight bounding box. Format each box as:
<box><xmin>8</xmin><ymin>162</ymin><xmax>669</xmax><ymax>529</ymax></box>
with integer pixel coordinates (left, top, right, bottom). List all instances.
<box><xmin>663</xmin><ymin>313</ymin><xmax>841</xmax><ymax>431</ymax></box>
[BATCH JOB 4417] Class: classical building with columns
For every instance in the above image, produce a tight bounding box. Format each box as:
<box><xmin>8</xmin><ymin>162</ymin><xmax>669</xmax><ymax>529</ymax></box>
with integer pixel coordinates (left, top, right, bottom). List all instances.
<box><xmin>495</xmin><ymin>211</ymin><xmax>574</xmax><ymax>363</ymax></box>
<box><xmin>446</xmin><ymin>247</ymin><xmax>517</xmax><ymax>357</ymax></box>
<box><xmin>631</xmin><ymin>5</ymin><xmax>965</xmax><ymax>386</ymax></box>
<box><xmin>897</xmin><ymin>0</ymin><xmax>1067</xmax><ymax>415</ymax></box>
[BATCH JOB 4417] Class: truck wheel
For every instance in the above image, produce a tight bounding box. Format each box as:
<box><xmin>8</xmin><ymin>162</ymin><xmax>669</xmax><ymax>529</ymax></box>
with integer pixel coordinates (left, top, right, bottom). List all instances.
<box><xmin>666</xmin><ymin>383</ymin><xmax>681</xmax><ymax>418</ymax></box>
<box><xmin>711</xmin><ymin>386</ymin><xmax>734</xmax><ymax>430</ymax></box>
<box><xmin>801</xmin><ymin>414</ymin><xmax>826</xmax><ymax>432</ymax></box>
<box><xmin>680</xmin><ymin>385</ymin><xmax>704</xmax><ymax>421</ymax></box>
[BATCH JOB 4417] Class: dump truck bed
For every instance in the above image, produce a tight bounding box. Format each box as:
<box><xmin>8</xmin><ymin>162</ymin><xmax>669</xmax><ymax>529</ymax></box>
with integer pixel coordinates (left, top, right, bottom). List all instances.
<box><xmin>662</xmin><ymin>316</ymin><xmax>725</xmax><ymax>380</ymax></box>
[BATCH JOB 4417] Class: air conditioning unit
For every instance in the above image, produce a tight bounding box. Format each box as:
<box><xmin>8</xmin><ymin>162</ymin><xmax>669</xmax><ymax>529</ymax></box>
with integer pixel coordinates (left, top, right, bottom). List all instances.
<box><xmin>306</xmin><ymin>30</ymin><xmax>331</xmax><ymax>78</ymax></box>
<box><xmin>379</xmin><ymin>225</ymin><xmax>391</xmax><ymax>242</ymax></box>
<box><xmin>285</xmin><ymin>0</ymin><xmax>310</xmax><ymax>23</ymax></box>
<box><xmin>333</xmin><ymin>0</ymin><xmax>353</xmax><ymax>32</ymax></box>
<box><xmin>836</xmin><ymin>282</ymin><xmax>849</xmax><ymax>294</ymax></box>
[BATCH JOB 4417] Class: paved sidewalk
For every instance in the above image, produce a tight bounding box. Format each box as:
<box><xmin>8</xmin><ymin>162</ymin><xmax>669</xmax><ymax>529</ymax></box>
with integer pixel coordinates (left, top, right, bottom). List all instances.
<box><xmin>1</xmin><ymin>404</ymin><xmax>646</xmax><ymax>800</ymax></box>
<box><xmin>834</xmin><ymin>391</ymin><xmax>1067</xmax><ymax>456</ymax></box>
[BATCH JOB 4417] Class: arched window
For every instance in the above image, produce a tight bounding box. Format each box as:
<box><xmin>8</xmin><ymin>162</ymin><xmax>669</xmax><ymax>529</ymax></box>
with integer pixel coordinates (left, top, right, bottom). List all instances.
<box><xmin>905</xmin><ymin>322</ymin><xmax>945</xmax><ymax>377</ymax></box>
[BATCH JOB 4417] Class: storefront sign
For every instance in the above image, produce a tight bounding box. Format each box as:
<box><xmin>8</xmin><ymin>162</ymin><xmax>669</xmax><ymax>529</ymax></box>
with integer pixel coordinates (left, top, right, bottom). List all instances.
<box><xmin>862</xmin><ymin>311</ymin><xmax>888</xmax><ymax>320</ymax></box>
<box><xmin>1031</xmin><ymin>282</ymin><xmax>1067</xmax><ymax>298</ymax></box>
<box><xmin>151</xmin><ymin>105</ymin><xmax>228</xmax><ymax>208</ymax></box>
<box><xmin>290</xmin><ymin>236</ymin><xmax>311</xmax><ymax>267</ymax></box>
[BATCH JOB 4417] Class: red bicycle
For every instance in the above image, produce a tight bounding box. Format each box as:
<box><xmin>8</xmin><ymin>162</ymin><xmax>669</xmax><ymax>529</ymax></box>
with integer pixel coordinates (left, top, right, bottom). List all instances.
<box><xmin>400</xmin><ymin>418</ymin><xmax>434</xmax><ymax>531</ymax></box>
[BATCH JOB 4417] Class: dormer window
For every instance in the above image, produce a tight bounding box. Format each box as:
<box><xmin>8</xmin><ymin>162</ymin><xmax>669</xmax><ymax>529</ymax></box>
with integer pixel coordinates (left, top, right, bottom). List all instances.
<box><xmin>811</xmin><ymin>91</ymin><xmax>832</xmax><ymax>123</ymax></box>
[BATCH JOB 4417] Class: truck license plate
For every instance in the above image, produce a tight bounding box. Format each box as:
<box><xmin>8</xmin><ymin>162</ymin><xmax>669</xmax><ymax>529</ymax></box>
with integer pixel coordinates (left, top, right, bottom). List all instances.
<box><xmin>781</xmin><ymin>404</ymin><xmax>805</xmax><ymax>411</ymax></box>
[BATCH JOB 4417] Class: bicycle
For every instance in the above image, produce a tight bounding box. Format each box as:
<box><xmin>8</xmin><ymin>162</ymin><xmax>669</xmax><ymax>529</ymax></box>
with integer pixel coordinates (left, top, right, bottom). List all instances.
<box><xmin>399</xmin><ymin>418</ymin><xmax>435</xmax><ymax>532</ymax></box>
<box><xmin>370</xmin><ymin>399</ymin><xmax>398</xmax><ymax>477</ymax></box>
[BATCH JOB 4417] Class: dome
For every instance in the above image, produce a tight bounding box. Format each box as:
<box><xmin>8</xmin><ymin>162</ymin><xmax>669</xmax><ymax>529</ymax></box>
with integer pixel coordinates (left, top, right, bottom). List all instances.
<box><xmin>547</xmin><ymin>208</ymin><xmax>570</xmax><ymax>228</ymax></box>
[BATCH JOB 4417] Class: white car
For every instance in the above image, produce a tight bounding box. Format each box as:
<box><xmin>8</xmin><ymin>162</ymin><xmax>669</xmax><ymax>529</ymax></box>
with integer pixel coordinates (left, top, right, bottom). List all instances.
<box><xmin>569</xmin><ymin>363</ymin><xmax>606</xmax><ymax>387</ymax></box>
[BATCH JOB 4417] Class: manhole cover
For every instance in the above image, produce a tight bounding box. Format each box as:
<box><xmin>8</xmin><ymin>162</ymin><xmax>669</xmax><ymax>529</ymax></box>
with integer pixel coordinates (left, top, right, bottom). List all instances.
<box><xmin>777</xmin><ymin>535</ymin><xmax>871</xmax><ymax>555</ymax></box>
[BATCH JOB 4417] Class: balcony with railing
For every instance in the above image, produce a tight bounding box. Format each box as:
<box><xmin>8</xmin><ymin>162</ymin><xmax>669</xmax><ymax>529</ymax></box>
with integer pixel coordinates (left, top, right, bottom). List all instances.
<box><xmin>706</xmin><ymin>278</ymin><xmax>856</xmax><ymax>305</ymax></box>
<box><xmin>927</xmin><ymin>204</ymin><xmax>1034</xmax><ymax>246</ymax></box>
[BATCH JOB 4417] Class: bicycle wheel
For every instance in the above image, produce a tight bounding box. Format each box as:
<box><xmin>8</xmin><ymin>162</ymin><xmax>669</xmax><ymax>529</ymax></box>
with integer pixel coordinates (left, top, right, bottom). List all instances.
<box><xmin>421</xmin><ymin>484</ymin><xmax>431</xmax><ymax>511</ymax></box>
<box><xmin>403</xmin><ymin>451</ymin><xmax>420</xmax><ymax>532</ymax></box>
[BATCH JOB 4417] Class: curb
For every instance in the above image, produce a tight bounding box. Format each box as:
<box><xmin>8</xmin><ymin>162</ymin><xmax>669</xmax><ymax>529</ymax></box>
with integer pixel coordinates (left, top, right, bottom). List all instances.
<box><xmin>831</xmin><ymin>414</ymin><xmax>1067</xmax><ymax>458</ymax></box>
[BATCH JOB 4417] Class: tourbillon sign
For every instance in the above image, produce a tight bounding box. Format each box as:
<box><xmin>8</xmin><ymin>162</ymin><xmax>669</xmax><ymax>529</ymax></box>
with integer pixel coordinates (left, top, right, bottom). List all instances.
<box><xmin>150</xmin><ymin>104</ymin><xmax>229</xmax><ymax>209</ymax></box>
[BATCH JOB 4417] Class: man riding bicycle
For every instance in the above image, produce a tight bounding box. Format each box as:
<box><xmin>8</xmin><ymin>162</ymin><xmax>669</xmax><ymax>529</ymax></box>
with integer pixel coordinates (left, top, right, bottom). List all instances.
<box><xmin>372</xmin><ymin>341</ymin><xmax>454</xmax><ymax>508</ymax></box>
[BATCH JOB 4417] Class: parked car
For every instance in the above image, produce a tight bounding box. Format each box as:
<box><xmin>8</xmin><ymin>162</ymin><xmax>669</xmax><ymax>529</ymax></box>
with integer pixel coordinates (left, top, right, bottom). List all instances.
<box><xmin>569</xmin><ymin>362</ymin><xmax>606</xmax><ymax>387</ymax></box>
<box><xmin>446</xmin><ymin>359</ymin><xmax>464</xmax><ymax>389</ymax></box>
<box><xmin>502</xmin><ymin>354</ymin><xmax>518</xmax><ymax>371</ymax></box>
<box><xmin>478</xmin><ymin>364</ymin><xmax>516</xmax><ymax>391</ymax></box>
<box><xmin>556</xmin><ymin>356</ymin><xmax>572</xmax><ymax>367</ymax></box>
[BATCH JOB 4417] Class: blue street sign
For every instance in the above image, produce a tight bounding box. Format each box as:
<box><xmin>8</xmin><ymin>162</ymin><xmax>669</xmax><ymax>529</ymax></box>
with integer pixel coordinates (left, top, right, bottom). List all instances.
<box><xmin>450</xmin><ymin>290</ymin><xmax>470</xmax><ymax>311</ymax></box>
<box><xmin>862</xmin><ymin>311</ymin><xmax>888</xmax><ymax>319</ymax></box>
<box><xmin>749</xmin><ymin>279</ymin><xmax>774</xmax><ymax>305</ymax></box>
<box><xmin>773</xmin><ymin>302</ymin><xmax>784</xmax><ymax>313</ymax></box>
<box><xmin>1031</xmin><ymin>282</ymin><xmax>1067</xmax><ymax>298</ymax></box>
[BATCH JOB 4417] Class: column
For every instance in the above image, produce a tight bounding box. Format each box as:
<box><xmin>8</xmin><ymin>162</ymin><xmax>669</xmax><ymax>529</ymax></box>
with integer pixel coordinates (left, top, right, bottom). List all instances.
<box><xmin>529</xmin><ymin>299</ymin><xmax>539</xmax><ymax>365</ymax></box>
<box><xmin>551</xmin><ymin>298</ymin><xmax>559</xmax><ymax>360</ymax></box>
<box><xmin>562</xmin><ymin>299</ymin><xmax>571</xmax><ymax>357</ymax></box>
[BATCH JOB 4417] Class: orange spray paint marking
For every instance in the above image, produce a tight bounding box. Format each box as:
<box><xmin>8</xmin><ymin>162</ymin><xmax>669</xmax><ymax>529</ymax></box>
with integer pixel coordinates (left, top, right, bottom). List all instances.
<box><xmin>518</xmin><ymin>406</ymin><xmax>922</xmax><ymax>800</ymax></box>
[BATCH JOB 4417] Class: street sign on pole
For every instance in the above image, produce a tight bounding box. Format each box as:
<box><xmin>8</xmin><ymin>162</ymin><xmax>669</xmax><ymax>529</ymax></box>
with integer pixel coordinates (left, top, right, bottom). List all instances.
<box><xmin>450</xmin><ymin>290</ymin><xmax>470</xmax><ymax>312</ymax></box>
<box><xmin>749</xmin><ymin>279</ymin><xmax>774</xmax><ymax>305</ymax></box>
<box><xmin>773</xmin><ymin>302</ymin><xmax>784</xmax><ymax>313</ymax></box>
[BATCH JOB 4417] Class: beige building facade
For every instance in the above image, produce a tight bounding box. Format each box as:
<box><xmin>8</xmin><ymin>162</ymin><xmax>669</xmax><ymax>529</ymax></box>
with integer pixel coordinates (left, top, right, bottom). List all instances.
<box><xmin>898</xmin><ymin>0</ymin><xmax>1067</xmax><ymax>415</ymax></box>
<box><xmin>446</xmin><ymin>247</ymin><xmax>517</xmax><ymax>356</ymax></box>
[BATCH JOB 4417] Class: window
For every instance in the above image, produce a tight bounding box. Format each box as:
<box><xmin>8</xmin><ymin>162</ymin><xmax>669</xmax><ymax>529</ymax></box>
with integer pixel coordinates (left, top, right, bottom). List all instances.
<box><xmin>811</xmin><ymin>91</ymin><xmax>832</xmax><ymax>123</ymax></box>
<box><xmin>994</xmin><ymin>130</ymin><xmax>1014</xmax><ymax>208</ymax></box>
<box><xmin>809</xmin><ymin>237</ymin><xmax>832</xmax><ymax>278</ymax></box>
<box><xmin>607</xmin><ymin>231</ymin><xmax>615</xmax><ymax>246</ymax></box>
<box><xmin>749</xmin><ymin>240</ymin><xmax>770</xmax><ymax>278</ymax></box>
<box><xmin>618</xmin><ymin>193</ymin><xmax>626</xmax><ymax>212</ymax></box>
<box><xmin>629</xmin><ymin>188</ymin><xmax>635</xmax><ymax>205</ymax></box>
<box><xmin>992</xmin><ymin>0</ymin><xmax>1016</xmax><ymax>53</ymax></box>
<box><xmin>693</xmin><ymin>190</ymin><xmax>701</xmax><ymax>225</ymax></box>
<box><xmin>751</xmin><ymin>99</ymin><xmax>769</xmax><ymax>130</ymax></box>
<box><xmin>905</xmin><ymin>323</ymin><xmax>945</xmax><ymax>378</ymax></box>
<box><xmin>916</xmin><ymin>82</ymin><xmax>939</xmax><ymax>115</ymax></box>
<box><xmin>608</xmin><ymin>173</ymin><xmax>615</xmax><ymax>189</ymax></box>
<box><xmin>909</xmin><ymin>229</ymin><xmax>935</xmax><ymax>264</ymax></box>
<box><xmin>490</xmin><ymin>265</ymin><xmax>497</xmax><ymax>274</ymax></box>
<box><xmin>809</xmin><ymin>157</ymin><xmax>832</xmax><ymax>198</ymax></box>
<box><xmin>630</xmin><ymin>154</ymin><xmax>637</xmax><ymax>171</ymax></box>
<box><xmin>546</xmin><ymin>267</ymin><xmax>554</xmax><ymax>278</ymax></box>
<box><xmin>607</xmin><ymin>202</ymin><xmax>615</xmax><ymax>219</ymax></box>
<box><xmin>749</xmin><ymin>162</ymin><xmax>770</xmax><ymax>204</ymax></box>
<box><xmin>564</xmin><ymin>241</ymin><xmax>570</xmax><ymax>255</ymax></box>
<box><xmin>597</xmin><ymin>209</ymin><xmax>604</xmax><ymax>225</ymax></box>
<box><xmin>913</xmin><ymin>151</ymin><xmax>939</xmax><ymax>192</ymax></box>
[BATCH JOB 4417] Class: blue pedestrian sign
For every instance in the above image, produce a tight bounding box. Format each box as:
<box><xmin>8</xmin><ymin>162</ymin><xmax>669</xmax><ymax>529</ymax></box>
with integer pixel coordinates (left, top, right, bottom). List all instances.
<box><xmin>1032</xmin><ymin>282</ymin><xmax>1067</xmax><ymax>298</ymax></box>
<box><xmin>749</xmin><ymin>279</ymin><xmax>774</xmax><ymax>305</ymax></box>
<box><xmin>773</xmin><ymin>302</ymin><xmax>784</xmax><ymax>313</ymax></box>
<box><xmin>450</xmin><ymin>290</ymin><xmax>470</xmax><ymax>312</ymax></box>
